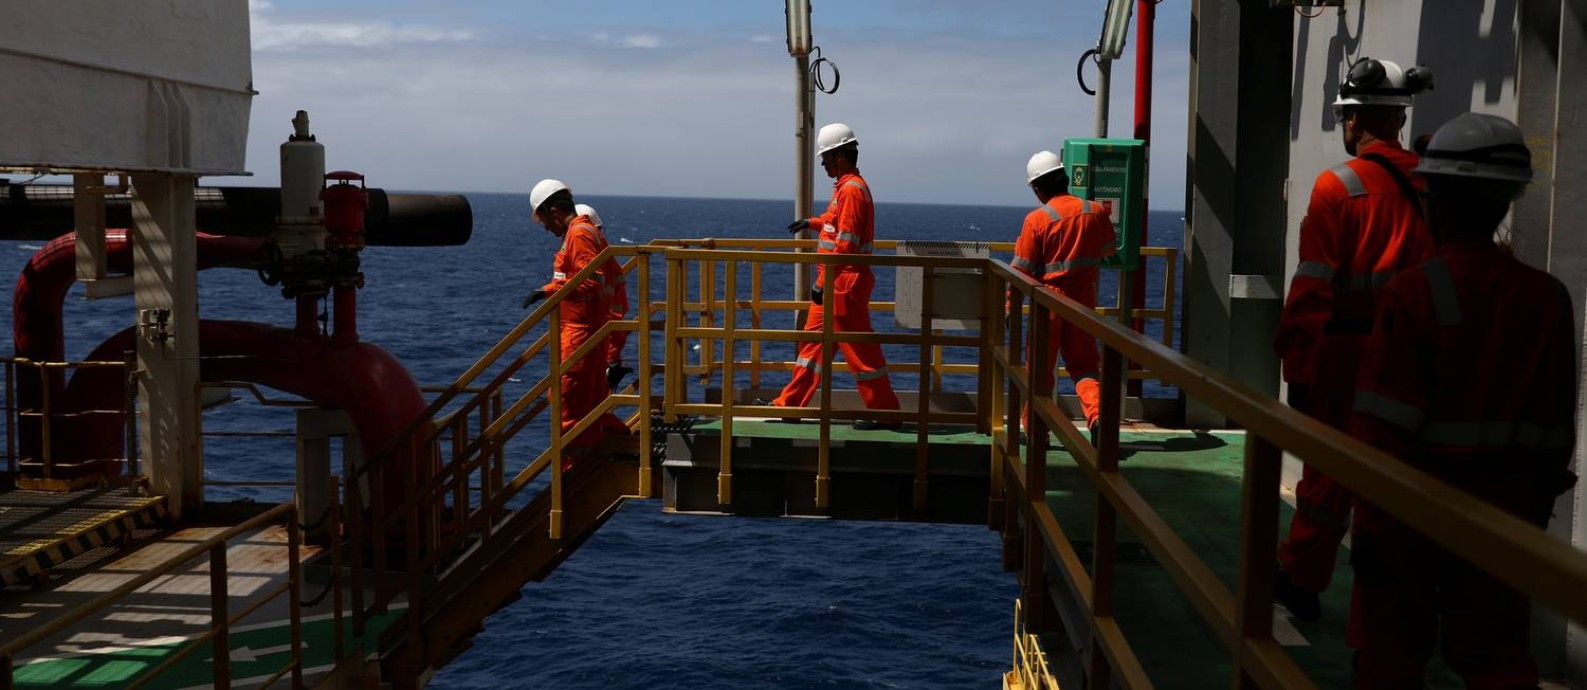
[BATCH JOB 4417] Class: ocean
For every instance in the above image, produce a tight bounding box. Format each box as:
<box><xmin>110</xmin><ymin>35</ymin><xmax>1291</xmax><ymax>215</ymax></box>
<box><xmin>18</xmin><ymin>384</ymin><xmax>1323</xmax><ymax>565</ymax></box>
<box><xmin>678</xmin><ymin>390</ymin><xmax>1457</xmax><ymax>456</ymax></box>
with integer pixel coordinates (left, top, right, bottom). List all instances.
<box><xmin>1</xmin><ymin>192</ymin><xmax>1184</xmax><ymax>689</ymax></box>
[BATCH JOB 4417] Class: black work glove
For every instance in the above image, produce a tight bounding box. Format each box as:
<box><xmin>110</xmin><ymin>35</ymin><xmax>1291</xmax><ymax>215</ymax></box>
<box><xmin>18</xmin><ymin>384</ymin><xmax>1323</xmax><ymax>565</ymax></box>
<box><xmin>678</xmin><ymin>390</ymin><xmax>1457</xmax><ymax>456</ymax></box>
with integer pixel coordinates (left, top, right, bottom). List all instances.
<box><xmin>809</xmin><ymin>285</ymin><xmax>823</xmax><ymax>306</ymax></box>
<box><xmin>606</xmin><ymin>362</ymin><xmax>634</xmax><ymax>391</ymax></box>
<box><xmin>1286</xmin><ymin>383</ymin><xmax>1312</xmax><ymax>412</ymax></box>
<box><xmin>522</xmin><ymin>289</ymin><xmax>550</xmax><ymax>309</ymax></box>
<box><xmin>787</xmin><ymin>219</ymin><xmax>811</xmax><ymax>234</ymax></box>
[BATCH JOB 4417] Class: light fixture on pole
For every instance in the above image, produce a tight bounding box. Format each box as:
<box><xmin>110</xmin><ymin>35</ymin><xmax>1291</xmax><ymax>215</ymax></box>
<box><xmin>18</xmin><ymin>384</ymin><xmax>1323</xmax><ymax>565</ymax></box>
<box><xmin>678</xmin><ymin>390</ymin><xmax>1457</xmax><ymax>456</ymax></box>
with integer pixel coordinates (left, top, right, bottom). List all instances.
<box><xmin>786</xmin><ymin>0</ymin><xmax>811</xmax><ymax>57</ymax></box>
<box><xmin>1098</xmin><ymin>0</ymin><xmax>1133</xmax><ymax>60</ymax></box>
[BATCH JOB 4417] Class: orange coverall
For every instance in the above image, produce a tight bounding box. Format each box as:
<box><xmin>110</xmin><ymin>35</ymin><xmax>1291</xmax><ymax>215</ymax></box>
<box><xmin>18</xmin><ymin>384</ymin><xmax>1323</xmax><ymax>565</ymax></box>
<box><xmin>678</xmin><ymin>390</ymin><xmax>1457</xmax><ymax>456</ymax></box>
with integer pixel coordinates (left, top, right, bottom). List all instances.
<box><xmin>1272</xmin><ymin>140</ymin><xmax>1431</xmax><ymax>594</ymax></box>
<box><xmin>772</xmin><ymin>171</ymin><xmax>901</xmax><ymax>410</ymax></box>
<box><xmin>1350</xmin><ymin>241</ymin><xmax>1577</xmax><ymax>688</ymax></box>
<box><xmin>543</xmin><ymin>217</ymin><xmax>628</xmax><ymax>454</ymax></box>
<box><xmin>1010</xmin><ymin>194</ymin><xmax>1116</xmax><ymax>428</ymax></box>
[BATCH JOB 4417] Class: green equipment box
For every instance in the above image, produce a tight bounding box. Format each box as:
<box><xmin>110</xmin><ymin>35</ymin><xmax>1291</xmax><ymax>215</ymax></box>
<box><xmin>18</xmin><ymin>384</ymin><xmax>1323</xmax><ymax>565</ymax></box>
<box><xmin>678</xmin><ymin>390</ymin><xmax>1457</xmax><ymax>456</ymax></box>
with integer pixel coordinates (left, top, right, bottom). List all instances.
<box><xmin>1063</xmin><ymin>138</ymin><xmax>1147</xmax><ymax>270</ymax></box>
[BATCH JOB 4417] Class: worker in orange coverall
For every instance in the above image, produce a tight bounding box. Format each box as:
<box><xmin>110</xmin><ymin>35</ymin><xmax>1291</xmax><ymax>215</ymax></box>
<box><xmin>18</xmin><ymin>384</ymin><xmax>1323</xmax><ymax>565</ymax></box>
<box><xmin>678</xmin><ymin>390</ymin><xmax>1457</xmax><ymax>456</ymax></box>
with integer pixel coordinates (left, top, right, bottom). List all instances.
<box><xmin>524</xmin><ymin>180</ymin><xmax>628</xmax><ymax>462</ymax></box>
<box><xmin>575</xmin><ymin>203</ymin><xmax>633</xmax><ymax>393</ymax></box>
<box><xmin>1011</xmin><ymin>150</ymin><xmax>1115</xmax><ymax>445</ymax></box>
<box><xmin>761</xmin><ymin>123</ymin><xmax>902</xmax><ymax>430</ymax></box>
<box><xmin>1271</xmin><ymin>58</ymin><xmax>1435</xmax><ymax>621</ymax></box>
<box><xmin>1349</xmin><ymin>112</ymin><xmax>1577</xmax><ymax>689</ymax></box>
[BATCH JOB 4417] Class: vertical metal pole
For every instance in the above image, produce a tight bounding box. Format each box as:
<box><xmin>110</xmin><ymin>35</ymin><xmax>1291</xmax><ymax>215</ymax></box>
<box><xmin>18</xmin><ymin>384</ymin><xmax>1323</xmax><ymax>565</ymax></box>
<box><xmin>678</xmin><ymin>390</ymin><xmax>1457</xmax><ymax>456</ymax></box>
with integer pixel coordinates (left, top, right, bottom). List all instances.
<box><xmin>330</xmin><ymin>477</ymin><xmax>345</xmax><ymax>661</ymax></box>
<box><xmin>719</xmin><ymin>262</ymin><xmax>737</xmax><ymax>506</ymax></box>
<box><xmin>210</xmin><ymin>546</ymin><xmax>231</xmax><ymax>690</ymax></box>
<box><xmin>1088</xmin><ymin>344</ymin><xmax>1125</xmax><ymax>688</ymax></box>
<box><xmin>38</xmin><ymin>367</ymin><xmax>51</xmax><ymax>480</ymax></box>
<box><xmin>914</xmin><ymin>267</ymin><xmax>934</xmax><ymax>513</ymax></box>
<box><xmin>816</xmin><ymin>261</ymin><xmax>834</xmax><ymax>510</ymax></box>
<box><xmin>1235</xmin><ymin>434</ymin><xmax>1281</xmax><ymax>687</ymax></box>
<box><xmin>1024</xmin><ymin>298</ymin><xmax>1052</xmax><ymax>632</ymax></box>
<box><xmin>549</xmin><ymin>311</ymin><xmax>564</xmax><ymax>539</ymax></box>
<box><xmin>637</xmin><ymin>255</ymin><xmax>654</xmax><ymax>497</ymax></box>
<box><xmin>124</xmin><ymin>352</ymin><xmax>139</xmax><ymax>492</ymax></box>
<box><xmin>1127</xmin><ymin>0</ymin><xmax>1156</xmax><ymax>398</ymax></box>
<box><xmin>794</xmin><ymin>54</ymin><xmax>815</xmax><ymax>321</ymax></box>
<box><xmin>1093</xmin><ymin>58</ymin><xmax>1112</xmax><ymax>138</ymax></box>
<box><xmin>287</xmin><ymin>507</ymin><xmax>304</xmax><ymax>689</ymax></box>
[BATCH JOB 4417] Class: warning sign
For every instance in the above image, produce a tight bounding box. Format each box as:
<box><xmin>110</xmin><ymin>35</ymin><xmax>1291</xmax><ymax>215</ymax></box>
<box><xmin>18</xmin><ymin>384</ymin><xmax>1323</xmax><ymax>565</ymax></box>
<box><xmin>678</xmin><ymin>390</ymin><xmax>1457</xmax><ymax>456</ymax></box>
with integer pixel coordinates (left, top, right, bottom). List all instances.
<box><xmin>1095</xmin><ymin>197</ymin><xmax>1121</xmax><ymax>224</ymax></box>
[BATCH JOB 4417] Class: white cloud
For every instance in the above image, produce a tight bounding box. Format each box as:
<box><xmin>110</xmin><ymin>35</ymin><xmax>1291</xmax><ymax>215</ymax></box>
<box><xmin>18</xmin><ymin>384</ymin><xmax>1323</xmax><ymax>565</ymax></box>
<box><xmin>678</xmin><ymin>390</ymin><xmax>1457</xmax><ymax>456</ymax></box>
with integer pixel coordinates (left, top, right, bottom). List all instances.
<box><xmin>249</xmin><ymin>1</ymin><xmax>474</xmax><ymax>51</ymax></box>
<box><xmin>623</xmin><ymin>34</ymin><xmax>663</xmax><ymax>49</ymax></box>
<box><xmin>224</xmin><ymin>20</ymin><xmax>1191</xmax><ymax>208</ymax></box>
<box><xmin>749</xmin><ymin>35</ymin><xmax>775</xmax><ymax>43</ymax></box>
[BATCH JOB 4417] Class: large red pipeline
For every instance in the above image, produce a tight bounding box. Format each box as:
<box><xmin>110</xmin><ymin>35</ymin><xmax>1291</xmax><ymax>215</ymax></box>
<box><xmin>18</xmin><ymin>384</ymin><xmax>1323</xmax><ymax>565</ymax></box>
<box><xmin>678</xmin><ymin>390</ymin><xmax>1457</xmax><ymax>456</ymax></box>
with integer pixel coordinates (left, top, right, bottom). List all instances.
<box><xmin>59</xmin><ymin>321</ymin><xmax>428</xmax><ymax>502</ymax></box>
<box><xmin>12</xmin><ymin>230</ymin><xmax>265</xmax><ymax>461</ymax></box>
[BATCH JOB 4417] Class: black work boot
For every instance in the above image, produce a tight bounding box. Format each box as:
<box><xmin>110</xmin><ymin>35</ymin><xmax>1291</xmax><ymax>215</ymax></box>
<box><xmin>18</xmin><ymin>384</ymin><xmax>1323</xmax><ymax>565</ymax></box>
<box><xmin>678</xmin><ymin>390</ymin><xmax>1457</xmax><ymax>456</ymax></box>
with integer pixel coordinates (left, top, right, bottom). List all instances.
<box><xmin>1274</xmin><ymin>568</ymin><xmax>1321</xmax><ymax>621</ymax></box>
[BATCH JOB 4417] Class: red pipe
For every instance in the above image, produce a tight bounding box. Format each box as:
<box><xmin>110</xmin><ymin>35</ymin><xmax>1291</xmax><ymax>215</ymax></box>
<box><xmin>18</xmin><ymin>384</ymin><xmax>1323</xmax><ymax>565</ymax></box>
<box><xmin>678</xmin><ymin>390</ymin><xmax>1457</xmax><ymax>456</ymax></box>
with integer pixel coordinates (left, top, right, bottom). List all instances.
<box><xmin>60</xmin><ymin>321</ymin><xmax>429</xmax><ymax>505</ymax></box>
<box><xmin>1129</xmin><ymin>0</ymin><xmax>1156</xmax><ymax>395</ymax></box>
<box><xmin>333</xmin><ymin>286</ymin><xmax>358</xmax><ymax>345</ymax></box>
<box><xmin>12</xmin><ymin>230</ymin><xmax>265</xmax><ymax>461</ymax></box>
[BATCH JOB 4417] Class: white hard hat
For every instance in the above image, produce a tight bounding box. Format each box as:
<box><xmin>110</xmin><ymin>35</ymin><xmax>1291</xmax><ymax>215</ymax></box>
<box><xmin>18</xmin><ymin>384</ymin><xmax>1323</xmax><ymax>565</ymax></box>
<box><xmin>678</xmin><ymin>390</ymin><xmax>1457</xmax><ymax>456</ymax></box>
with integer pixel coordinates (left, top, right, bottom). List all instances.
<box><xmin>574</xmin><ymin>203</ymin><xmax>603</xmax><ymax>228</ymax></box>
<box><xmin>529</xmin><ymin>178</ymin><xmax>570</xmax><ymax>215</ymax></box>
<box><xmin>1415</xmin><ymin>113</ymin><xmax>1533</xmax><ymax>185</ymax></box>
<box><xmin>1025</xmin><ymin>150</ymin><xmax>1064</xmax><ymax>184</ymax></box>
<box><xmin>1334</xmin><ymin>58</ymin><xmax>1433</xmax><ymax>108</ymax></box>
<box><xmin>817</xmin><ymin>123</ymin><xmax>858</xmax><ymax>155</ymax></box>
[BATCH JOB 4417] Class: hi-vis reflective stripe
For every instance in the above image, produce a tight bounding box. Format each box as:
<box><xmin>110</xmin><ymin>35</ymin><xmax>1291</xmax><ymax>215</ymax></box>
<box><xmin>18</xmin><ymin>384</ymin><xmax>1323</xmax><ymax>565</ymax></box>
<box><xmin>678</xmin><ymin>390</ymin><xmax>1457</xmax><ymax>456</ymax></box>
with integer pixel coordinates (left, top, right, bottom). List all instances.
<box><xmin>1295</xmin><ymin>261</ymin><xmax>1336</xmax><ymax>280</ymax></box>
<box><xmin>1043</xmin><ymin>257</ymin><xmax>1104</xmax><ymax>274</ymax></box>
<box><xmin>1355</xmin><ymin>391</ymin><xmax>1426</xmax><ymax>431</ymax></box>
<box><xmin>818</xmin><ymin>239</ymin><xmax>838</xmax><ymax>251</ymax></box>
<box><xmin>1346</xmin><ymin>271</ymin><xmax>1396</xmax><ymax>291</ymax></box>
<box><xmin>1331</xmin><ymin>164</ymin><xmax>1367</xmax><ymax>197</ymax></box>
<box><xmin>859</xmin><ymin>242</ymin><xmax>874</xmax><ymax>253</ymax></box>
<box><xmin>836</xmin><ymin>231</ymin><xmax>863</xmax><ymax>245</ymax></box>
<box><xmin>1422</xmin><ymin>259</ymin><xmax>1463</xmax><ymax>327</ymax></box>
<box><xmin>854</xmin><ymin>368</ymin><xmax>889</xmax><ymax>381</ymax></box>
<box><xmin>843</xmin><ymin>179</ymin><xmax>871</xmax><ymax>200</ymax></box>
<box><xmin>795</xmin><ymin>357</ymin><xmax>820</xmax><ymax>371</ymax></box>
<box><xmin>553</xmin><ymin>271</ymin><xmax>567</xmax><ymax>279</ymax></box>
<box><xmin>1011</xmin><ymin>256</ymin><xmax>1037</xmax><ymax>273</ymax></box>
<box><xmin>1422</xmin><ymin>421</ymin><xmax>1575</xmax><ymax>450</ymax></box>
<box><xmin>1040</xmin><ymin>205</ymin><xmax>1061</xmax><ymax>222</ymax></box>
<box><xmin>1081</xmin><ymin>199</ymin><xmax>1093</xmax><ymax>214</ymax></box>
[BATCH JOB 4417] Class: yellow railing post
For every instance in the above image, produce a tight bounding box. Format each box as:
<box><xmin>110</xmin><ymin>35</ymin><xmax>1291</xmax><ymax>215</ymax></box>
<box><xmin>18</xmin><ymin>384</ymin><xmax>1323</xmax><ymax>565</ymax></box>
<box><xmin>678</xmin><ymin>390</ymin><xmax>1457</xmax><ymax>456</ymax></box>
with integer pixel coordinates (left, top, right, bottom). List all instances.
<box><xmin>1235</xmin><ymin>434</ymin><xmax>1282</xmax><ymax>688</ymax></box>
<box><xmin>1087</xmin><ymin>343</ymin><xmax>1125</xmax><ymax>689</ymax></box>
<box><xmin>209</xmin><ymin>544</ymin><xmax>231</xmax><ymax>689</ymax></box>
<box><xmin>985</xmin><ymin>267</ymin><xmax>1006</xmax><ymax>530</ymax></box>
<box><xmin>750</xmin><ymin>262</ymin><xmax>763</xmax><ymax>391</ymax></box>
<box><xmin>815</xmin><ymin>262</ymin><xmax>835</xmax><ymax>510</ymax></box>
<box><xmin>1023</xmin><ymin>296</ymin><xmax>1051</xmax><ymax>634</ymax></box>
<box><xmin>700</xmin><ymin>258</ymin><xmax>716</xmax><ymax>386</ymax></box>
<box><xmin>913</xmin><ymin>266</ymin><xmax>934</xmax><ymax>513</ymax></box>
<box><xmin>549</xmin><ymin>310</ymin><xmax>564</xmax><ymax>540</ymax></box>
<box><xmin>37</xmin><ymin>364</ymin><xmax>51</xmax><ymax>479</ymax></box>
<box><xmin>287</xmin><ymin>504</ymin><xmax>304</xmax><ymax>689</ymax></box>
<box><xmin>718</xmin><ymin>261</ymin><xmax>737</xmax><ymax>506</ymax></box>
<box><xmin>638</xmin><ymin>253</ymin><xmax>654</xmax><ymax>497</ymax></box>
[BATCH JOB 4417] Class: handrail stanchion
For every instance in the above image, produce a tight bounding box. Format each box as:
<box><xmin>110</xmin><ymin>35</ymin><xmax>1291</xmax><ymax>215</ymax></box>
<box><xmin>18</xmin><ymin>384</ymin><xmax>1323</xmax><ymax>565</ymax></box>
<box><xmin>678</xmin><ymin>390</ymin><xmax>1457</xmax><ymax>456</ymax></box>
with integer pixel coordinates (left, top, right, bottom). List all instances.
<box><xmin>1087</xmin><ymin>342</ymin><xmax>1126</xmax><ymax>688</ymax></box>
<box><xmin>815</xmin><ymin>259</ymin><xmax>835</xmax><ymax>510</ymax></box>
<box><xmin>913</xmin><ymin>266</ymin><xmax>934</xmax><ymax>513</ymax></box>
<box><xmin>1235</xmin><ymin>434</ymin><xmax>1282</xmax><ymax>687</ymax></box>
<box><xmin>701</xmin><ymin>259</ymin><xmax>716</xmax><ymax>385</ymax></box>
<box><xmin>664</xmin><ymin>255</ymin><xmax>681</xmax><ymax>422</ymax></box>
<box><xmin>1024</xmin><ymin>296</ymin><xmax>1052</xmax><ymax>634</ymax></box>
<box><xmin>718</xmin><ymin>261</ymin><xmax>738</xmax><ymax>506</ymax></box>
<box><xmin>124</xmin><ymin>352</ymin><xmax>138</xmax><ymax>488</ymax></box>
<box><xmin>985</xmin><ymin>268</ymin><xmax>1006</xmax><ymax>530</ymax></box>
<box><xmin>6</xmin><ymin>359</ymin><xmax>15</xmax><ymax>477</ymax></box>
<box><xmin>330</xmin><ymin>477</ymin><xmax>345</xmax><ymax>660</ymax></box>
<box><xmin>549</xmin><ymin>311</ymin><xmax>564</xmax><ymax>539</ymax></box>
<box><xmin>750</xmin><ymin>262</ymin><xmax>763</xmax><ymax>391</ymax></box>
<box><xmin>287</xmin><ymin>504</ymin><xmax>305</xmax><ymax>689</ymax></box>
<box><xmin>210</xmin><ymin>544</ymin><xmax>232</xmax><ymax>689</ymax></box>
<box><xmin>403</xmin><ymin>441</ymin><xmax>424</xmax><ymax>658</ymax></box>
<box><xmin>638</xmin><ymin>253</ymin><xmax>655</xmax><ymax>496</ymax></box>
<box><xmin>38</xmin><ymin>365</ymin><xmax>51</xmax><ymax>480</ymax></box>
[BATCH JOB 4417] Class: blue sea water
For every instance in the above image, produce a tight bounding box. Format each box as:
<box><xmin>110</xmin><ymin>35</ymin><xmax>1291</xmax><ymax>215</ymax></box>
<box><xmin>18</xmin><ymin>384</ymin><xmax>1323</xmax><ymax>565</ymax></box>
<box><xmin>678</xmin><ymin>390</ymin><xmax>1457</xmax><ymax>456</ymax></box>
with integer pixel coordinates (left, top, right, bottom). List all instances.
<box><xmin>0</xmin><ymin>193</ymin><xmax>1183</xmax><ymax>689</ymax></box>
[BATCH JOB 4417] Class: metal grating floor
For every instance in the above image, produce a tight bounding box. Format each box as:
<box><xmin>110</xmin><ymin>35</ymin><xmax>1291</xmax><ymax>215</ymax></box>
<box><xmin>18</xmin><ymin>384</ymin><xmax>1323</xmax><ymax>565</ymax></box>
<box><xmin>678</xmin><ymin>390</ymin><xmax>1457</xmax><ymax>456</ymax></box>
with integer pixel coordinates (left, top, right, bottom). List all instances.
<box><xmin>0</xmin><ymin>486</ymin><xmax>166</xmax><ymax>586</ymax></box>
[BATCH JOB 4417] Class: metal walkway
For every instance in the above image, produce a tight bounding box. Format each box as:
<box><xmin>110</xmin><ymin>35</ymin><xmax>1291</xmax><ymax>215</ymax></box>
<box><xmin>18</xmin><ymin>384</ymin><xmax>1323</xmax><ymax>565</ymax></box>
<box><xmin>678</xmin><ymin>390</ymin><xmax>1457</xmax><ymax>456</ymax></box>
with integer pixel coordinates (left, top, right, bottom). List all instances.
<box><xmin>0</xmin><ymin>487</ymin><xmax>166</xmax><ymax>588</ymax></box>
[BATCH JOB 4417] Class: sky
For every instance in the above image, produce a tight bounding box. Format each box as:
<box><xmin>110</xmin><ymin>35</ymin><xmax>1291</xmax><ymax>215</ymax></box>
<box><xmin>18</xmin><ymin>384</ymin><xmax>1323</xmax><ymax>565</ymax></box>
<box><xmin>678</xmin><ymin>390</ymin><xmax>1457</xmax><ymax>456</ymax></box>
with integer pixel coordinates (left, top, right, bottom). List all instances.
<box><xmin>211</xmin><ymin>0</ymin><xmax>1193</xmax><ymax>209</ymax></box>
